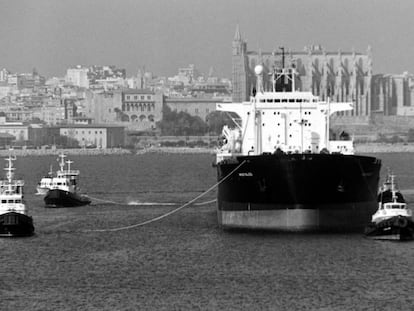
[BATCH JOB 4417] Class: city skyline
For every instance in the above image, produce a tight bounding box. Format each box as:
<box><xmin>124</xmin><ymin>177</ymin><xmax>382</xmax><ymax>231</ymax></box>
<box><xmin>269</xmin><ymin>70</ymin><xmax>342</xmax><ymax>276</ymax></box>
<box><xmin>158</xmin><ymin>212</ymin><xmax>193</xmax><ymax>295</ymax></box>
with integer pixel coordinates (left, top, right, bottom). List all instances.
<box><xmin>1</xmin><ymin>0</ymin><xmax>414</xmax><ymax>78</ymax></box>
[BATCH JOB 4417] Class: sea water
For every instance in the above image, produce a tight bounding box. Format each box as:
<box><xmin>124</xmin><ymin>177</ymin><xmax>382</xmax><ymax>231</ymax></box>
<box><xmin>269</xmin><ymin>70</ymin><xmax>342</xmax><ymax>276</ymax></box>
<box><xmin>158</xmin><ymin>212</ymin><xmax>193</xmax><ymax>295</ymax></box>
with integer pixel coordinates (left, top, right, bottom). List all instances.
<box><xmin>1</xmin><ymin>152</ymin><xmax>414</xmax><ymax>310</ymax></box>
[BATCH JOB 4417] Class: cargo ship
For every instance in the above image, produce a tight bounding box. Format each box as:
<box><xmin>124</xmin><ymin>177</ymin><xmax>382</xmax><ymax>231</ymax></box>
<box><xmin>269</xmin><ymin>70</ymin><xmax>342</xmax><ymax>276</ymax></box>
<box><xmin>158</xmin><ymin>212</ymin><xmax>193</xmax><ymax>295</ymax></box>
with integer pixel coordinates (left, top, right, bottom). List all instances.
<box><xmin>44</xmin><ymin>154</ymin><xmax>91</xmax><ymax>208</ymax></box>
<box><xmin>0</xmin><ymin>154</ymin><xmax>34</xmax><ymax>237</ymax></box>
<box><xmin>215</xmin><ymin>56</ymin><xmax>381</xmax><ymax>231</ymax></box>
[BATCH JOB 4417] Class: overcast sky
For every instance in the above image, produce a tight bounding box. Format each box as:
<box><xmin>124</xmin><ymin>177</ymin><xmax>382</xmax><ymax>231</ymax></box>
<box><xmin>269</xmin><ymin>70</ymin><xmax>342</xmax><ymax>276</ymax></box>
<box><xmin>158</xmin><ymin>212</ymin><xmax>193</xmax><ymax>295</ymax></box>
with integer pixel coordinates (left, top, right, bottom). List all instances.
<box><xmin>1</xmin><ymin>0</ymin><xmax>413</xmax><ymax>78</ymax></box>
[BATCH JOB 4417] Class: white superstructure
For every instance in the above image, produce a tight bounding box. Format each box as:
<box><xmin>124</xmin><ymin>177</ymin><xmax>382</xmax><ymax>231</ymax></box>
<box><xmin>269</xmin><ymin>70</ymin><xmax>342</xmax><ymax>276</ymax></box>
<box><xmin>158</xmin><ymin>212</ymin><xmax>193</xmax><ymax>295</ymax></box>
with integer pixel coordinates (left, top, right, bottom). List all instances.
<box><xmin>217</xmin><ymin>65</ymin><xmax>354</xmax><ymax>163</ymax></box>
<box><xmin>0</xmin><ymin>155</ymin><xmax>27</xmax><ymax>216</ymax></box>
<box><xmin>36</xmin><ymin>154</ymin><xmax>80</xmax><ymax>195</ymax></box>
<box><xmin>372</xmin><ymin>174</ymin><xmax>412</xmax><ymax>224</ymax></box>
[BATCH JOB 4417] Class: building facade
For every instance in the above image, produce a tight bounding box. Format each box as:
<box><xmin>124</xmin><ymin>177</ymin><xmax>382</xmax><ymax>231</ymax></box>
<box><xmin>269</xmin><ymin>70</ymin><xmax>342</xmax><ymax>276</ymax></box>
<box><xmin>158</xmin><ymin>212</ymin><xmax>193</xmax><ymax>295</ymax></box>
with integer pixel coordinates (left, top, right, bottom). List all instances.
<box><xmin>0</xmin><ymin>117</ymin><xmax>29</xmax><ymax>141</ymax></box>
<box><xmin>232</xmin><ymin>26</ymin><xmax>372</xmax><ymax>116</ymax></box>
<box><xmin>59</xmin><ymin>125</ymin><xmax>125</xmax><ymax>148</ymax></box>
<box><xmin>371</xmin><ymin>72</ymin><xmax>414</xmax><ymax>116</ymax></box>
<box><xmin>121</xmin><ymin>89</ymin><xmax>163</xmax><ymax>130</ymax></box>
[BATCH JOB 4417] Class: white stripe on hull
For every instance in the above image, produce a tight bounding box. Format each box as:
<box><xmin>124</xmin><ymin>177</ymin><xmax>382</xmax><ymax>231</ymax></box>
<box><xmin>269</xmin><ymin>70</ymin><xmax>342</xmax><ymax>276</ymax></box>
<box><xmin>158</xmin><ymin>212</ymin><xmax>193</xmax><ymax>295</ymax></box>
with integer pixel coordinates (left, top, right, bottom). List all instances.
<box><xmin>218</xmin><ymin>205</ymin><xmax>375</xmax><ymax>231</ymax></box>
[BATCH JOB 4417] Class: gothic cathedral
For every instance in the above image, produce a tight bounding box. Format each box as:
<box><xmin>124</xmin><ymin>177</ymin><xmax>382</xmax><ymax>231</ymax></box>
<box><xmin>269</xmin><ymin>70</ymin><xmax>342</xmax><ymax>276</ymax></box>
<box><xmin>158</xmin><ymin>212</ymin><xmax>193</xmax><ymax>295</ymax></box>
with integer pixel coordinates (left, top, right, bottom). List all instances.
<box><xmin>232</xmin><ymin>25</ymin><xmax>373</xmax><ymax>116</ymax></box>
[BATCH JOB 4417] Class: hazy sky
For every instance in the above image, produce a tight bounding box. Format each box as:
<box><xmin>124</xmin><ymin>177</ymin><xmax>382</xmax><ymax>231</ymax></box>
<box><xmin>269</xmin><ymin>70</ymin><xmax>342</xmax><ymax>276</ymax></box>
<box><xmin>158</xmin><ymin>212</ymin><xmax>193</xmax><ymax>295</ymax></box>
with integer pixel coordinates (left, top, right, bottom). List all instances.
<box><xmin>1</xmin><ymin>0</ymin><xmax>413</xmax><ymax>78</ymax></box>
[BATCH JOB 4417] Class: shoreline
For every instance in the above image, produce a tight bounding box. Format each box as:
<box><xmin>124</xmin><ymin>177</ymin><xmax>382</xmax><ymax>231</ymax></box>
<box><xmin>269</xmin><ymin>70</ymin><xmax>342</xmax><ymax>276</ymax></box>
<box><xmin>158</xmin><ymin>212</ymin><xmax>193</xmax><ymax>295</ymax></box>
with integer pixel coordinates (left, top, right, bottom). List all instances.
<box><xmin>1</xmin><ymin>142</ymin><xmax>414</xmax><ymax>157</ymax></box>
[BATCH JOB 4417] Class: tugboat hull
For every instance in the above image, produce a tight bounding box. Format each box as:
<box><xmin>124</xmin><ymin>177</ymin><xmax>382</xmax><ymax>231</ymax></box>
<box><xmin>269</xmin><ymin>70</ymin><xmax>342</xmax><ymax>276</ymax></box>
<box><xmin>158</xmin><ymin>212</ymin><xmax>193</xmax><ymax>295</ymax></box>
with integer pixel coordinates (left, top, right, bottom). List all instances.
<box><xmin>365</xmin><ymin>216</ymin><xmax>414</xmax><ymax>241</ymax></box>
<box><xmin>217</xmin><ymin>153</ymin><xmax>381</xmax><ymax>231</ymax></box>
<box><xmin>44</xmin><ymin>189</ymin><xmax>91</xmax><ymax>208</ymax></box>
<box><xmin>0</xmin><ymin>212</ymin><xmax>34</xmax><ymax>237</ymax></box>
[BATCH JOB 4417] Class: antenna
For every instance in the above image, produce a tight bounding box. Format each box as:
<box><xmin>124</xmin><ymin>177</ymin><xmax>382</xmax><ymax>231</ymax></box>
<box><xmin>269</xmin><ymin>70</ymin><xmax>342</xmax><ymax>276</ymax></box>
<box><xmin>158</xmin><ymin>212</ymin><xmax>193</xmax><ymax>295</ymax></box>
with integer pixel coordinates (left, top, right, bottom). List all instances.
<box><xmin>66</xmin><ymin>160</ymin><xmax>73</xmax><ymax>173</ymax></box>
<box><xmin>58</xmin><ymin>153</ymin><xmax>67</xmax><ymax>171</ymax></box>
<box><xmin>279</xmin><ymin>47</ymin><xmax>285</xmax><ymax>68</ymax></box>
<box><xmin>4</xmin><ymin>155</ymin><xmax>16</xmax><ymax>189</ymax></box>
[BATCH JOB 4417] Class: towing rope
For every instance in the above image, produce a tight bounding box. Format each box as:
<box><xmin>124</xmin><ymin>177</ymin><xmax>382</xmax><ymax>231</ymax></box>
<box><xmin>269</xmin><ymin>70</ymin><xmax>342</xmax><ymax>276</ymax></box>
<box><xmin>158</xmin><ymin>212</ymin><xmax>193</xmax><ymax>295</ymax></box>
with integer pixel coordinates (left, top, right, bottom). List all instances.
<box><xmin>87</xmin><ymin>196</ymin><xmax>217</xmax><ymax>206</ymax></box>
<box><xmin>82</xmin><ymin>160</ymin><xmax>246</xmax><ymax>233</ymax></box>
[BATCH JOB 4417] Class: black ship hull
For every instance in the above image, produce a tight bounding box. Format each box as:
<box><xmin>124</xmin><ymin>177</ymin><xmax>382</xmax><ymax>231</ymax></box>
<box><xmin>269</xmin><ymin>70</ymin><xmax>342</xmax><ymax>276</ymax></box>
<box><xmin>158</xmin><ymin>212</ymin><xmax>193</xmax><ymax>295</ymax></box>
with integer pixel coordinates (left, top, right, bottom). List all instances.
<box><xmin>44</xmin><ymin>189</ymin><xmax>91</xmax><ymax>208</ymax></box>
<box><xmin>0</xmin><ymin>212</ymin><xmax>34</xmax><ymax>237</ymax></box>
<box><xmin>365</xmin><ymin>216</ymin><xmax>414</xmax><ymax>241</ymax></box>
<box><xmin>217</xmin><ymin>153</ymin><xmax>381</xmax><ymax>231</ymax></box>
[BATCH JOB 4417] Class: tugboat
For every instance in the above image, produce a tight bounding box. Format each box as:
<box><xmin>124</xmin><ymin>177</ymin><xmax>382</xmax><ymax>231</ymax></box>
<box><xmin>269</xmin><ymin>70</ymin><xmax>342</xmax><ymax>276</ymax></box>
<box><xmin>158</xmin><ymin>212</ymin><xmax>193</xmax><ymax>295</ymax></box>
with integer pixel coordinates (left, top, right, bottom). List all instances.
<box><xmin>36</xmin><ymin>165</ymin><xmax>54</xmax><ymax>195</ymax></box>
<box><xmin>0</xmin><ymin>154</ymin><xmax>34</xmax><ymax>237</ymax></box>
<box><xmin>44</xmin><ymin>154</ymin><xmax>91</xmax><ymax>208</ymax></box>
<box><xmin>215</xmin><ymin>51</ymin><xmax>381</xmax><ymax>231</ymax></box>
<box><xmin>365</xmin><ymin>174</ymin><xmax>414</xmax><ymax>240</ymax></box>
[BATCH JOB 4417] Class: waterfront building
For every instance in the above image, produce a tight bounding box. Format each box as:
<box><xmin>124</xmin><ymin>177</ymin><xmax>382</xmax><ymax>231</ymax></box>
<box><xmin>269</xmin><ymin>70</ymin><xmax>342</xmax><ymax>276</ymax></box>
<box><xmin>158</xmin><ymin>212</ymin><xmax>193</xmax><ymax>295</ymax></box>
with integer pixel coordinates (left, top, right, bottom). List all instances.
<box><xmin>0</xmin><ymin>133</ymin><xmax>15</xmax><ymax>146</ymax></box>
<box><xmin>0</xmin><ymin>117</ymin><xmax>29</xmax><ymax>141</ymax></box>
<box><xmin>232</xmin><ymin>25</ymin><xmax>372</xmax><ymax>116</ymax></box>
<box><xmin>121</xmin><ymin>89</ymin><xmax>162</xmax><ymax>130</ymax></box>
<box><xmin>59</xmin><ymin>124</ymin><xmax>125</xmax><ymax>148</ymax></box>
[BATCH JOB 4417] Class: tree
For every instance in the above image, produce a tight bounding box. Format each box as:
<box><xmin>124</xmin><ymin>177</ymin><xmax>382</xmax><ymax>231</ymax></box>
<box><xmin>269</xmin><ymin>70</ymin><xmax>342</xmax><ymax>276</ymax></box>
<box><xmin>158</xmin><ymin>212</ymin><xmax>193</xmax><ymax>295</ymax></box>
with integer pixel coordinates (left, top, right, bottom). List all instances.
<box><xmin>157</xmin><ymin>105</ymin><xmax>208</xmax><ymax>136</ymax></box>
<box><xmin>206</xmin><ymin>111</ymin><xmax>239</xmax><ymax>135</ymax></box>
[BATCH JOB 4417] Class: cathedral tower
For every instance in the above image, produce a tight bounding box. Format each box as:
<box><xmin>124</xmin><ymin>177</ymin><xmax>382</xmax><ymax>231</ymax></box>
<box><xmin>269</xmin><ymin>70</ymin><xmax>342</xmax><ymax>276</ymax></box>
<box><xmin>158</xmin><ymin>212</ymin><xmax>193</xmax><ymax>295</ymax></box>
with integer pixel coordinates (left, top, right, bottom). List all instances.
<box><xmin>232</xmin><ymin>25</ymin><xmax>249</xmax><ymax>102</ymax></box>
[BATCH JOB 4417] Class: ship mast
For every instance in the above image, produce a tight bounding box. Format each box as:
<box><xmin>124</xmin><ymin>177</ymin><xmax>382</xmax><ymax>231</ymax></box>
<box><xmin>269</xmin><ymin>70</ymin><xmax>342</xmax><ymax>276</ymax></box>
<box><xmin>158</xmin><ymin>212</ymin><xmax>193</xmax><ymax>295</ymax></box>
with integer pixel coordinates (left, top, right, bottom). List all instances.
<box><xmin>4</xmin><ymin>155</ymin><xmax>16</xmax><ymax>193</ymax></box>
<box><xmin>66</xmin><ymin>160</ymin><xmax>73</xmax><ymax>173</ymax></box>
<box><xmin>58</xmin><ymin>153</ymin><xmax>66</xmax><ymax>171</ymax></box>
<box><xmin>253</xmin><ymin>64</ymin><xmax>264</xmax><ymax>155</ymax></box>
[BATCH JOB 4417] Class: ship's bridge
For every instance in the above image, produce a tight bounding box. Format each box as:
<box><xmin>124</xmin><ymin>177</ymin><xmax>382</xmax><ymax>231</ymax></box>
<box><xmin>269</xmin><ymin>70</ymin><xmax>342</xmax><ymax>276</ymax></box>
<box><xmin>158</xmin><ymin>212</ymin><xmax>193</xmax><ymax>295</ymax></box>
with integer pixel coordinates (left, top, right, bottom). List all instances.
<box><xmin>255</xmin><ymin>92</ymin><xmax>319</xmax><ymax>104</ymax></box>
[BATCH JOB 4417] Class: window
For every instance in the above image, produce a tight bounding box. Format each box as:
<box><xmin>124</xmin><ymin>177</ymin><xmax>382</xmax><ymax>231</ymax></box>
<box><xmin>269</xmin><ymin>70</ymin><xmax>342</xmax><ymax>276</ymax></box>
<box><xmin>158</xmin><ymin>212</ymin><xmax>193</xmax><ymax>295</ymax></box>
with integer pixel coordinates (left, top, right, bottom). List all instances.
<box><xmin>147</xmin><ymin>96</ymin><xmax>151</xmax><ymax>100</ymax></box>
<box><xmin>141</xmin><ymin>96</ymin><xmax>145</xmax><ymax>100</ymax></box>
<box><xmin>134</xmin><ymin>96</ymin><xmax>138</xmax><ymax>100</ymax></box>
<box><xmin>195</xmin><ymin>108</ymin><xmax>199</xmax><ymax>114</ymax></box>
